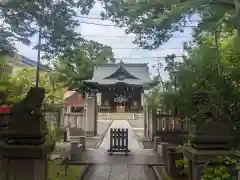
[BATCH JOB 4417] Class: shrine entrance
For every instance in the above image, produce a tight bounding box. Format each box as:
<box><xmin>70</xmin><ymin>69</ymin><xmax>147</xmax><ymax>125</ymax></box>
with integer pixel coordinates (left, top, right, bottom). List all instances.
<box><xmin>83</xmin><ymin>61</ymin><xmax>152</xmax><ymax>115</ymax></box>
<box><xmin>99</xmin><ymin>84</ymin><xmax>142</xmax><ymax>113</ymax></box>
<box><xmin>113</xmin><ymin>93</ymin><xmax>128</xmax><ymax>113</ymax></box>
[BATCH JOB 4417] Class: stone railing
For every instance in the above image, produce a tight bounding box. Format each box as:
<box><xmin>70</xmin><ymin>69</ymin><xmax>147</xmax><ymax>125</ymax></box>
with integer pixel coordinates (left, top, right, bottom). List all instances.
<box><xmin>153</xmin><ymin>114</ymin><xmax>189</xmax><ymax>145</ymax></box>
<box><xmin>63</xmin><ymin>112</ymin><xmax>85</xmax><ymax>129</ymax></box>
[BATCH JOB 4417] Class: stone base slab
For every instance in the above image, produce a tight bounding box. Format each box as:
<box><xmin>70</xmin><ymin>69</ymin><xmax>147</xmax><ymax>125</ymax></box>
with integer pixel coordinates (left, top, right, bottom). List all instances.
<box><xmin>183</xmin><ymin>146</ymin><xmax>237</xmax><ymax>163</ymax></box>
<box><xmin>0</xmin><ymin>140</ymin><xmax>55</xmax><ymax>158</ymax></box>
<box><xmin>0</xmin><ymin>156</ymin><xmax>48</xmax><ymax>180</ymax></box>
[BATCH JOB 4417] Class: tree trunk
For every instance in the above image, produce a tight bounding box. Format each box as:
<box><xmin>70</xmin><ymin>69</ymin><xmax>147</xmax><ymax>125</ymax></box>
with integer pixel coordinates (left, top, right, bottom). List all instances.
<box><xmin>235</xmin><ymin>0</ymin><xmax>240</xmax><ymax>39</ymax></box>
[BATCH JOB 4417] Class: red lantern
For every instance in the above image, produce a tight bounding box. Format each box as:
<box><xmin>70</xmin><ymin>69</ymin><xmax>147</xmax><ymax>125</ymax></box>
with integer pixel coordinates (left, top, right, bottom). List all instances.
<box><xmin>0</xmin><ymin>105</ymin><xmax>11</xmax><ymax>113</ymax></box>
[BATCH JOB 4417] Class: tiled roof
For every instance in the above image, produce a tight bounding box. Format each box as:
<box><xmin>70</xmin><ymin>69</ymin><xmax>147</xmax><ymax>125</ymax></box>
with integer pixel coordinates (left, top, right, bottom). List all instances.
<box><xmin>64</xmin><ymin>91</ymin><xmax>76</xmax><ymax>99</ymax></box>
<box><xmin>85</xmin><ymin>61</ymin><xmax>152</xmax><ymax>86</ymax></box>
<box><xmin>64</xmin><ymin>91</ymin><xmax>84</xmax><ymax>107</ymax></box>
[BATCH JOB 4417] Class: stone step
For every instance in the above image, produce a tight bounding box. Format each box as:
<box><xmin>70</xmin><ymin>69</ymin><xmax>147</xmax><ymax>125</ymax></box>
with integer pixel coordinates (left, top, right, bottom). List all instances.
<box><xmin>98</xmin><ymin>113</ymin><xmax>145</xmax><ymax>120</ymax></box>
<box><xmin>107</xmin><ymin>113</ymin><xmax>135</xmax><ymax>120</ymax></box>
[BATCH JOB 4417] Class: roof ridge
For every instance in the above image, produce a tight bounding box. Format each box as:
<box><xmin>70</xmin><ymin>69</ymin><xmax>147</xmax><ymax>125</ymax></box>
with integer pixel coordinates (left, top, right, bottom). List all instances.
<box><xmin>103</xmin><ymin>62</ymin><xmax>140</xmax><ymax>80</ymax></box>
<box><xmin>96</xmin><ymin>63</ymin><xmax>148</xmax><ymax>67</ymax></box>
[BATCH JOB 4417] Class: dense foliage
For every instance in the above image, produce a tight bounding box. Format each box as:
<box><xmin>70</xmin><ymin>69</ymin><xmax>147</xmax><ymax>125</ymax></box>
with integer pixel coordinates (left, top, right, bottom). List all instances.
<box><xmin>1</xmin><ymin>0</ymin><xmax>85</xmax><ymax>57</ymax></box>
<box><xmin>0</xmin><ymin>0</ymin><xmax>117</xmax><ymax>99</ymax></box>
<box><xmin>152</xmin><ymin>31</ymin><xmax>240</xmax><ymax>128</ymax></box>
<box><xmin>0</xmin><ymin>53</ymin><xmax>11</xmax><ymax>94</ymax></box>
<box><xmin>55</xmin><ymin>40</ymin><xmax>115</xmax><ymax>92</ymax></box>
<box><xmin>0</xmin><ymin>65</ymin><xmax>66</xmax><ymax>104</ymax></box>
<box><xmin>97</xmin><ymin>0</ymin><xmax>239</xmax><ymax>49</ymax></box>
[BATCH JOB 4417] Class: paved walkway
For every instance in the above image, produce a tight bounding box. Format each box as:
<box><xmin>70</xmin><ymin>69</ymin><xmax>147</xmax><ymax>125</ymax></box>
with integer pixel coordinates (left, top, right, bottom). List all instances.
<box><xmin>98</xmin><ymin>120</ymin><xmax>140</xmax><ymax>150</ymax></box>
<box><xmin>80</xmin><ymin>120</ymin><xmax>160</xmax><ymax>180</ymax></box>
<box><xmin>82</xmin><ymin>164</ymin><xmax>158</xmax><ymax>180</ymax></box>
<box><xmin>68</xmin><ymin>149</ymin><xmax>163</xmax><ymax>165</ymax></box>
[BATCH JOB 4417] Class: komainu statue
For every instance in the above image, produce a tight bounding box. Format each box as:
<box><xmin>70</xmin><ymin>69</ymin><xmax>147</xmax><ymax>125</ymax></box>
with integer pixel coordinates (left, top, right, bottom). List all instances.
<box><xmin>191</xmin><ymin>91</ymin><xmax>225</xmax><ymax>125</ymax></box>
<box><xmin>4</xmin><ymin>87</ymin><xmax>48</xmax><ymax>145</ymax></box>
<box><xmin>189</xmin><ymin>91</ymin><xmax>233</xmax><ymax>150</ymax></box>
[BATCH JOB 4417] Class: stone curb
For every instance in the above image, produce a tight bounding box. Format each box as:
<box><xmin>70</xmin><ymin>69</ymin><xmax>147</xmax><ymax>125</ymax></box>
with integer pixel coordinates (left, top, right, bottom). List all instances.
<box><xmin>79</xmin><ymin>164</ymin><xmax>92</xmax><ymax>180</ymax></box>
<box><xmin>135</xmin><ymin>134</ymin><xmax>144</xmax><ymax>149</ymax></box>
<box><xmin>127</xmin><ymin>120</ymin><xmax>144</xmax><ymax>149</ymax></box>
<box><xmin>95</xmin><ymin>120</ymin><xmax>113</xmax><ymax>149</ymax></box>
<box><xmin>152</xmin><ymin>166</ymin><xmax>162</xmax><ymax>180</ymax></box>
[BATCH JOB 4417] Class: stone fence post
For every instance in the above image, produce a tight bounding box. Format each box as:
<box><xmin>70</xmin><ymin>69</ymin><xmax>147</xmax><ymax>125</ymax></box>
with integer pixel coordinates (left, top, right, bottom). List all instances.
<box><xmin>154</xmin><ymin>136</ymin><xmax>161</xmax><ymax>150</ymax></box>
<box><xmin>69</xmin><ymin>136</ymin><xmax>85</xmax><ymax>160</ymax></box>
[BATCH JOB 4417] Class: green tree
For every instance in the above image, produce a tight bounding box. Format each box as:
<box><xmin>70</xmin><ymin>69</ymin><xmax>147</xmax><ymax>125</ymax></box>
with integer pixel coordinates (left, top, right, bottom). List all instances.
<box><xmin>160</xmin><ymin>32</ymin><xmax>240</xmax><ymax>125</ymax></box>
<box><xmin>0</xmin><ymin>51</ymin><xmax>13</xmax><ymax>95</ymax></box>
<box><xmin>99</xmin><ymin>0</ymin><xmax>239</xmax><ymax>48</ymax></box>
<box><xmin>0</xmin><ymin>0</ymin><xmax>95</xmax><ymax>57</ymax></box>
<box><xmin>8</xmin><ymin>67</ymin><xmax>66</xmax><ymax>104</ymax></box>
<box><xmin>55</xmin><ymin>40</ymin><xmax>115</xmax><ymax>92</ymax></box>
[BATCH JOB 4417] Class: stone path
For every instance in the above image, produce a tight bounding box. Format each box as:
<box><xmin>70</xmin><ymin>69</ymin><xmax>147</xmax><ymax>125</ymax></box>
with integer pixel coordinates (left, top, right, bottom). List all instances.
<box><xmin>82</xmin><ymin>164</ymin><xmax>158</xmax><ymax>180</ymax></box>
<box><xmin>80</xmin><ymin>120</ymin><xmax>161</xmax><ymax>180</ymax></box>
<box><xmin>68</xmin><ymin>148</ymin><xmax>163</xmax><ymax>165</ymax></box>
<box><xmin>98</xmin><ymin>120</ymin><xmax>140</xmax><ymax>150</ymax></box>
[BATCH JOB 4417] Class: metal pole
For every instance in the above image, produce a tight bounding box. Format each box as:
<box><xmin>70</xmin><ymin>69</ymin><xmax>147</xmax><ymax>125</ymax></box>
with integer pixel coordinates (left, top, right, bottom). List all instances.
<box><xmin>36</xmin><ymin>26</ymin><xmax>42</xmax><ymax>87</ymax></box>
<box><xmin>214</xmin><ymin>29</ymin><xmax>221</xmax><ymax>76</ymax></box>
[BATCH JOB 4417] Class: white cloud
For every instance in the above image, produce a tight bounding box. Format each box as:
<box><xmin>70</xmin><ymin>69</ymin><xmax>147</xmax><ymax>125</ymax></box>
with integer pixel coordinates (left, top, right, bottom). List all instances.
<box><xmin>15</xmin><ymin>2</ymin><xmax>193</xmax><ymax>80</ymax></box>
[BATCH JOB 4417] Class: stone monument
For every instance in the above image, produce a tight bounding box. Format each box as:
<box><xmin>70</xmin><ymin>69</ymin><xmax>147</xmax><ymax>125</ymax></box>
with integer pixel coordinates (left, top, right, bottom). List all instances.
<box><xmin>183</xmin><ymin>91</ymin><xmax>235</xmax><ymax>180</ymax></box>
<box><xmin>85</xmin><ymin>92</ymin><xmax>97</xmax><ymax>137</ymax></box>
<box><xmin>0</xmin><ymin>87</ymin><xmax>55</xmax><ymax>180</ymax></box>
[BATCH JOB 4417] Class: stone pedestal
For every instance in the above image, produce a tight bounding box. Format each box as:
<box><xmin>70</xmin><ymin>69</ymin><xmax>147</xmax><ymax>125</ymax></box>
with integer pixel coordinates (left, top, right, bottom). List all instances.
<box><xmin>183</xmin><ymin>91</ymin><xmax>236</xmax><ymax>180</ymax></box>
<box><xmin>85</xmin><ymin>94</ymin><xmax>97</xmax><ymax>137</ymax></box>
<box><xmin>183</xmin><ymin>146</ymin><xmax>236</xmax><ymax>180</ymax></box>
<box><xmin>0</xmin><ymin>157</ymin><xmax>48</xmax><ymax>180</ymax></box>
<box><xmin>0</xmin><ymin>141</ymin><xmax>55</xmax><ymax>180</ymax></box>
<box><xmin>0</xmin><ymin>87</ymin><xmax>55</xmax><ymax>180</ymax></box>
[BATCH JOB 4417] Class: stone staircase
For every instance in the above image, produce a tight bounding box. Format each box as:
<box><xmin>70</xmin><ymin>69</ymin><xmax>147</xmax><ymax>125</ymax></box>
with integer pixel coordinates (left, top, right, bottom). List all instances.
<box><xmin>134</xmin><ymin>113</ymin><xmax>144</xmax><ymax>120</ymax></box>
<box><xmin>107</xmin><ymin>113</ymin><xmax>135</xmax><ymax>120</ymax></box>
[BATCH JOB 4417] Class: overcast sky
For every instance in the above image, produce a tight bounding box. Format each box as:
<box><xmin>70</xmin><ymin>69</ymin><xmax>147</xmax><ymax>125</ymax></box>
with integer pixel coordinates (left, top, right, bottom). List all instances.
<box><xmin>14</xmin><ymin>2</ymin><xmax>196</xmax><ymax>80</ymax></box>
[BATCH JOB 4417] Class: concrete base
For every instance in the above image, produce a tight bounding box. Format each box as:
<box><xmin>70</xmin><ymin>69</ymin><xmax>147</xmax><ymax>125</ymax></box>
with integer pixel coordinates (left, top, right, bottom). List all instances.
<box><xmin>0</xmin><ymin>156</ymin><xmax>48</xmax><ymax>180</ymax></box>
<box><xmin>70</xmin><ymin>143</ymin><xmax>84</xmax><ymax>161</ymax></box>
<box><xmin>85</xmin><ymin>131</ymin><xmax>97</xmax><ymax>137</ymax></box>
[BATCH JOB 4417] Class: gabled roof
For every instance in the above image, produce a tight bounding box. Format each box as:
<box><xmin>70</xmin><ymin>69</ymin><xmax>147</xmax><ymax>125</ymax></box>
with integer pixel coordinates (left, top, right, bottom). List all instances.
<box><xmin>64</xmin><ymin>91</ymin><xmax>84</xmax><ymax>107</ymax></box>
<box><xmin>104</xmin><ymin>61</ymin><xmax>139</xmax><ymax>80</ymax></box>
<box><xmin>64</xmin><ymin>91</ymin><xmax>76</xmax><ymax>99</ymax></box>
<box><xmin>84</xmin><ymin>61</ymin><xmax>152</xmax><ymax>86</ymax></box>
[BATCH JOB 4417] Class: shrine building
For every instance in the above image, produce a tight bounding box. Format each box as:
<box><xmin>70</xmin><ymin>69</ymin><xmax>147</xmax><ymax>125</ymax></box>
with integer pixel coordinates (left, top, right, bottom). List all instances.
<box><xmin>84</xmin><ymin>61</ymin><xmax>152</xmax><ymax>113</ymax></box>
